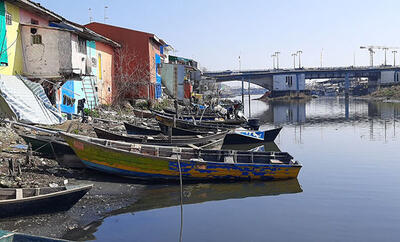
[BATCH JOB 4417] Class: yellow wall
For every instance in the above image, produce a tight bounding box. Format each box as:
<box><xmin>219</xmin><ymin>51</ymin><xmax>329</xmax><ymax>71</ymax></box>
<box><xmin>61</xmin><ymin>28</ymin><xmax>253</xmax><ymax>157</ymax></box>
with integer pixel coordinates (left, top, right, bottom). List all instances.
<box><xmin>0</xmin><ymin>2</ymin><xmax>23</xmax><ymax>75</ymax></box>
<box><xmin>97</xmin><ymin>49</ymin><xmax>113</xmax><ymax>104</ymax></box>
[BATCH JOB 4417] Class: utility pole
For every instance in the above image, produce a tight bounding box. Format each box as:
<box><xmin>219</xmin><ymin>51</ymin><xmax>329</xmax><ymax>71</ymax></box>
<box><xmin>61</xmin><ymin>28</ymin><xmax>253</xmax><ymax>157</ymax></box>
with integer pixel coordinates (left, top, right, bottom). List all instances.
<box><xmin>370</xmin><ymin>50</ymin><xmax>375</xmax><ymax>66</ymax></box>
<box><xmin>393</xmin><ymin>50</ymin><xmax>397</xmax><ymax>66</ymax></box>
<box><xmin>353</xmin><ymin>51</ymin><xmax>356</xmax><ymax>66</ymax></box>
<box><xmin>297</xmin><ymin>50</ymin><xmax>303</xmax><ymax>69</ymax></box>
<box><xmin>238</xmin><ymin>55</ymin><xmax>241</xmax><ymax>71</ymax></box>
<box><xmin>320</xmin><ymin>48</ymin><xmax>323</xmax><ymax>68</ymax></box>
<box><xmin>104</xmin><ymin>6</ymin><xmax>109</xmax><ymax>23</ymax></box>
<box><xmin>291</xmin><ymin>53</ymin><xmax>297</xmax><ymax>69</ymax></box>
<box><xmin>275</xmin><ymin>51</ymin><xmax>280</xmax><ymax>69</ymax></box>
<box><xmin>248</xmin><ymin>81</ymin><xmax>251</xmax><ymax>117</ymax></box>
<box><xmin>271</xmin><ymin>54</ymin><xmax>276</xmax><ymax>69</ymax></box>
<box><xmin>239</xmin><ymin>55</ymin><xmax>244</xmax><ymax>106</ymax></box>
<box><xmin>383</xmin><ymin>47</ymin><xmax>389</xmax><ymax>66</ymax></box>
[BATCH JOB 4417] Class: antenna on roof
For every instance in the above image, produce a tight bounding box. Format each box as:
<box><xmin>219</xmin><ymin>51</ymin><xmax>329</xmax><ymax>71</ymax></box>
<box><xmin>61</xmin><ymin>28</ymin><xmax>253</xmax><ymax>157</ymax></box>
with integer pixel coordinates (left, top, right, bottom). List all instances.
<box><xmin>104</xmin><ymin>6</ymin><xmax>109</xmax><ymax>23</ymax></box>
<box><xmin>88</xmin><ymin>8</ymin><xmax>93</xmax><ymax>23</ymax></box>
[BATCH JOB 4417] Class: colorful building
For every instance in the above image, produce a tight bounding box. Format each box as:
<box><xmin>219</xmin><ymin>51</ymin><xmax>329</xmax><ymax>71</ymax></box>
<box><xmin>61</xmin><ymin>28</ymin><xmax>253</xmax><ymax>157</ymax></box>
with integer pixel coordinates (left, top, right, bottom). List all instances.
<box><xmin>0</xmin><ymin>0</ymin><xmax>120</xmax><ymax>114</ymax></box>
<box><xmin>85</xmin><ymin>22</ymin><xmax>167</xmax><ymax>100</ymax></box>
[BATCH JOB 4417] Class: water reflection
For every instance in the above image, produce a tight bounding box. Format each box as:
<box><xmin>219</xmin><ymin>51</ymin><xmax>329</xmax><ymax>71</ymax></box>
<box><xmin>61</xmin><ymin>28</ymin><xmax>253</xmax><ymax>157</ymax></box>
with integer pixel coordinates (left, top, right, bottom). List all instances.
<box><xmin>253</xmin><ymin>97</ymin><xmax>400</xmax><ymax>127</ymax></box>
<box><xmin>65</xmin><ymin>179</ymin><xmax>302</xmax><ymax>241</ymax></box>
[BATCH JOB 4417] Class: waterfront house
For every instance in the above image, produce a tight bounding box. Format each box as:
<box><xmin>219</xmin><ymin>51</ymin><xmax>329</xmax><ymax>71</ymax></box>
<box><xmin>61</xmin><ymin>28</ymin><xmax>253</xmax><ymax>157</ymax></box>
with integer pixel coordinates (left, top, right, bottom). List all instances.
<box><xmin>85</xmin><ymin>22</ymin><xmax>167</xmax><ymax>100</ymax></box>
<box><xmin>0</xmin><ymin>0</ymin><xmax>120</xmax><ymax>114</ymax></box>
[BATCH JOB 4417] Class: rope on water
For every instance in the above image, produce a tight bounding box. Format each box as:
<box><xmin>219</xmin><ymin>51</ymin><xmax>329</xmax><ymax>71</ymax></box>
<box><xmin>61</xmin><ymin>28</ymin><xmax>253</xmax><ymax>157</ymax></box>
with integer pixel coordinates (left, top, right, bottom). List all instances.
<box><xmin>177</xmin><ymin>152</ymin><xmax>184</xmax><ymax>242</ymax></box>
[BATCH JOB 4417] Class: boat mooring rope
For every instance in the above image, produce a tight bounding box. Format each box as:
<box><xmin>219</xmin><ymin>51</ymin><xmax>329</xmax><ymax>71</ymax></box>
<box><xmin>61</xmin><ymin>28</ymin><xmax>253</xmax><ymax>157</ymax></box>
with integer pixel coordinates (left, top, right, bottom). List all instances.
<box><xmin>177</xmin><ymin>153</ymin><xmax>184</xmax><ymax>242</ymax></box>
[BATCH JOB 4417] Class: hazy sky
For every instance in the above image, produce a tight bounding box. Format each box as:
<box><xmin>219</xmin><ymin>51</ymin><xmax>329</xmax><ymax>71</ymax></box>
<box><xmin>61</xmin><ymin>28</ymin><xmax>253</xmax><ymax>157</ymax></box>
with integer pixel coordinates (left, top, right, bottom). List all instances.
<box><xmin>35</xmin><ymin>0</ymin><xmax>400</xmax><ymax>71</ymax></box>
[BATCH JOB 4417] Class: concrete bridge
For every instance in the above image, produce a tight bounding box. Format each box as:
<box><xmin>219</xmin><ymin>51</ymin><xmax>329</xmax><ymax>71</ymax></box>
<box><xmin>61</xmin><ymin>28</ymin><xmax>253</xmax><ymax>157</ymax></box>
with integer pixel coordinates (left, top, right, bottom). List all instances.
<box><xmin>203</xmin><ymin>66</ymin><xmax>400</xmax><ymax>95</ymax></box>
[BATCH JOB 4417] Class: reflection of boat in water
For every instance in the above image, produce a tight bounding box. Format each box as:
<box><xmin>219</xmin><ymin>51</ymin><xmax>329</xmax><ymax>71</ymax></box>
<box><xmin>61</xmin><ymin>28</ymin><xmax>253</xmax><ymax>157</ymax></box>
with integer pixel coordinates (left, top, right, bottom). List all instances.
<box><xmin>116</xmin><ymin>179</ymin><xmax>302</xmax><ymax>213</ymax></box>
<box><xmin>65</xmin><ymin>179</ymin><xmax>302</xmax><ymax>241</ymax></box>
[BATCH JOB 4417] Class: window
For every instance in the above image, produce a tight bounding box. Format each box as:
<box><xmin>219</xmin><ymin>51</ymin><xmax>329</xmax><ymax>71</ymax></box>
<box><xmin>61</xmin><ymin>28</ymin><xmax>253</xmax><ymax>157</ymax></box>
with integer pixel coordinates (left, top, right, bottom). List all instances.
<box><xmin>285</xmin><ymin>76</ymin><xmax>293</xmax><ymax>87</ymax></box>
<box><xmin>91</xmin><ymin>57</ymin><xmax>97</xmax><ymax>67</ymax></box>
<box><xmin>5</xmin><ymin>12</ymin><xmax>12</xmax><ymax>25</ymax></box>
<box><xmin>78</xmin><ymin>37</ymin><xmax>87</xmax><ymax>54</ymax></box>
<box><xmin>32</xmin><ymin>35</ymin><xmax>42</xmax><ymax>44</ymax></box>
<box><xmin>31</xmin><ymin>19</ymin><xmax>39</xmax><ymax>25</ymax></box>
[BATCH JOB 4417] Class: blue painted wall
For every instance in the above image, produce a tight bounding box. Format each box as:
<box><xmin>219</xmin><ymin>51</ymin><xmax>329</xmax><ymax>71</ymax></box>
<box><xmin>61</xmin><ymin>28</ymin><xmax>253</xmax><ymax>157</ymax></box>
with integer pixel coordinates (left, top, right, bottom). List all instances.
<box><xmin>155</xmin><ymin>54</ymin><xmax>162</xmax><ymax>99</ymax></box>
<box><xmin>60</xmin><ymin>81</ymin><xmax>75</xmax><ymax>114</ymax></box>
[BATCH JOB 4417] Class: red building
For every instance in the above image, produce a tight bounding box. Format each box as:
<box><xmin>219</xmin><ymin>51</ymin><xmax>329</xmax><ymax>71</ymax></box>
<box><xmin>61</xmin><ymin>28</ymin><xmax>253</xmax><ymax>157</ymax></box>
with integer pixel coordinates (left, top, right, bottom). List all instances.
<box><xmin>85</xmin><ymin>22</ymin><xmax>165</xmax><ymax>100</ymax></box>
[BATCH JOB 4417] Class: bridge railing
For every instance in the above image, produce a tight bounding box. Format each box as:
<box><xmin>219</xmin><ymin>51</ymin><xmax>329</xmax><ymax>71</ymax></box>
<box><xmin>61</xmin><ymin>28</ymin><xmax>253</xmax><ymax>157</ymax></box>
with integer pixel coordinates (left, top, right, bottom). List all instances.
<box><xmin>204</xmin><ymin>65</ymin><xmax>400</xmax><ymax>76</ymax></box>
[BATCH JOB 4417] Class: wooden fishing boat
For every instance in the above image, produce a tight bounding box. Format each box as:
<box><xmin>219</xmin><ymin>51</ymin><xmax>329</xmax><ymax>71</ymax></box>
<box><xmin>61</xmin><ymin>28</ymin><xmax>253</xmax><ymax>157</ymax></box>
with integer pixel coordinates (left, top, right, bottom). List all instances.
<box><xmin>123</xmin><ymin>122</ymin><xmax>162</xmax><ymax>135</ymax></box>
<box><xmin>223</xmin><ymin>127</ymin><xmax>282</xmax><ymax>145</ymax></box>
<box><xmin>124</xmin><ymin>122</ymin><xmax>213</xmax><ymax>136</ymax></box>
<box><xmin>154</xmin><ymin>111</ymin><xmax>246</xmax><ymax>129</ymax></box>
<box><xmin>93</xmin><ymin>127</ymin><xmax>227</xmax><ymax>149</ymax></box>
<box><xmin>132</xmin><ymin>108</ymin><xmax>153</xmax><ymax>118</ymax></box>
<box><xmin>0</xmin><ymin>184</ymin><xmax>92</xmax><ymax>218</ymax></box>
<box><xmin>155</xmin><ymin>113</ymin><xmax>223</xmax><ymax>133</ymax></box>
<box><xmin>60</xmin><ymin>133</ymin><xmax>302</xmax><ymax>181</ymax></box>
<box><xmin>157</xmin><ymin>122</ymin><xmax>217</xmax><ymax>136</ymax></box>
<box><xmin>18</xmin><ymin>133</ymin><xmax>85</xmax><ymax>169</ymax></box>
<box><xmin>0</xmin><ymin>230</ymin><xmax>68</xmax><ymax>241</ymax></box>
<box><xmin>152</xmin><ymin>109</ymin><xmax>218</xmax><ymax>121</ymax></box>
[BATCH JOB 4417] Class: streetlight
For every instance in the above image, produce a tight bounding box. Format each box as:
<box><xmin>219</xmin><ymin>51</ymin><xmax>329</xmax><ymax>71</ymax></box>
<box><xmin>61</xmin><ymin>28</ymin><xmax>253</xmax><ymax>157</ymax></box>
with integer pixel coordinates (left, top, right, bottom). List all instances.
<box><xmin>297</xmin><ymin>50</ymin><xmax>302</xmax><ymax>69</ymax></box>
<box><xmin>271</xmin><ymin>54</ymin><xmax>276</xmax><ymax>69</ymax></box>
<box><xmin>383</xmin><ymin>47</ymin><xmax>389</xmax><ymax>66</ymax></box>
<box><xmin>392</xmin><ymin>50</ymin><xmax>397</xmax><ymax>66</ymax></box>
<box><xmin>291</xmin><ymin>53</ymin><xmax>297</xmax><ymax>69</ymax></box>
<box><xmin>274</xmin><ymin>51</ymin><xmax>280</xmax><ymax>69</ymax></box>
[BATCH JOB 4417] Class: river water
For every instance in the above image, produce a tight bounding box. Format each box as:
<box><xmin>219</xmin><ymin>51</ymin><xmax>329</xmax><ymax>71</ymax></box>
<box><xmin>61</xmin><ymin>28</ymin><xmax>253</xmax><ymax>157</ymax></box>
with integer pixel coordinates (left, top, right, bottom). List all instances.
<box><xmin>70</xmin><ymin>97</ymin><xmax>400</xmax><ymax>242</ymax></box>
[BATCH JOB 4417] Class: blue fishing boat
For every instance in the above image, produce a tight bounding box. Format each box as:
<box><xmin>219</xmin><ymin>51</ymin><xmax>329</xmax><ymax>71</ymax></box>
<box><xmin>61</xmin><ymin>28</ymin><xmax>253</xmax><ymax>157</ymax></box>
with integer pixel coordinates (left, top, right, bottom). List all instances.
<box><xmin>223</xmin><ymin>127</ymin><xmax>282</xmax><ymax>145</ymax></box>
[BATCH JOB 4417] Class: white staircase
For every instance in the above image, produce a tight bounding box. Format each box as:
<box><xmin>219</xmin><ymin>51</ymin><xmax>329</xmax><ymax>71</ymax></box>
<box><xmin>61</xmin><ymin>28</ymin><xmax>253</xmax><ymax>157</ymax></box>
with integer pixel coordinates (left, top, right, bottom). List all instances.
<box><xmin>82</xmin><ymin>77</ymin><xmax>98</xmax><ymax>110</ymax></box>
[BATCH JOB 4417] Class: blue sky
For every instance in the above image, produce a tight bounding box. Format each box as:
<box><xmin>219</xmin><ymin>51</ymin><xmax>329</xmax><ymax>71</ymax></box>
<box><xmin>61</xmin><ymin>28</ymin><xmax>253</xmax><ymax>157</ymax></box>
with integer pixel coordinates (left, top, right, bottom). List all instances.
<box><xmin>35</xmin><ymin>0</ymin><xmax>400</xmax><ymax>71</ymax></box>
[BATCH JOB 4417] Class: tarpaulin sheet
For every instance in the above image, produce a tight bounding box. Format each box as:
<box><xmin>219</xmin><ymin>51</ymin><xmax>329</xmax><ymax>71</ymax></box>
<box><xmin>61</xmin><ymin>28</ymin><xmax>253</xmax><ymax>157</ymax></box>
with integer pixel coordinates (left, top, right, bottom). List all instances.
<box><xmin>0</xmin><ymin>75</ymin><xmax>65</xmax><ymax>125</ymax></box>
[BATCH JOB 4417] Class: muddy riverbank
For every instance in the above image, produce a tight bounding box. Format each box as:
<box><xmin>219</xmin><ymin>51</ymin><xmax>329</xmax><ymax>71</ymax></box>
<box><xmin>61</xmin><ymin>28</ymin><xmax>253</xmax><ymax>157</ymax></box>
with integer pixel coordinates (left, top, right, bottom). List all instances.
<box><xmin>0</xmin><ymin>118</ymin><xmax>149</xmax><ymax>239</ymax></box>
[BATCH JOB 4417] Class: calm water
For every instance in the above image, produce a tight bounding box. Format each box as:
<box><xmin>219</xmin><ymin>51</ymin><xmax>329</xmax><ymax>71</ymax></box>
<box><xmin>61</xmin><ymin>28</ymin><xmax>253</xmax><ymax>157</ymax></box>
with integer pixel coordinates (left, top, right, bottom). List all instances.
<box><xmin>70</xmin><ymin>97</ymin><xmax>400</xmax><ymax>242</ymax></box>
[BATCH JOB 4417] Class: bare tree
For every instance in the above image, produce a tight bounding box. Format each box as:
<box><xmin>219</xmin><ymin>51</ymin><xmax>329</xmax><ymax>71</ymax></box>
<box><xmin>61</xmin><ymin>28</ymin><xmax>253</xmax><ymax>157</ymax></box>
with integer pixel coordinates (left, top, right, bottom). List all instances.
<box><xmin>113</xmin><ymin>45</ymin><xmax>157</xmax><ymax>105</ymax></box>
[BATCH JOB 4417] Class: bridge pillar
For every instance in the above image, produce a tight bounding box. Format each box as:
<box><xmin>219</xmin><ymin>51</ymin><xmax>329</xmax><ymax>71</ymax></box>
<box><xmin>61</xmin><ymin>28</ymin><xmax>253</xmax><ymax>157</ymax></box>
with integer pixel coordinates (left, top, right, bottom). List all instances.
<box><xmin>345</xmin><ymin>73</ymin><xmax>350</xmax><ymax>98</ymax></box>
<box><xmin>296</xmin><ymin>74</ymin><xmax>300</xmax><ymax>96</ymax></box>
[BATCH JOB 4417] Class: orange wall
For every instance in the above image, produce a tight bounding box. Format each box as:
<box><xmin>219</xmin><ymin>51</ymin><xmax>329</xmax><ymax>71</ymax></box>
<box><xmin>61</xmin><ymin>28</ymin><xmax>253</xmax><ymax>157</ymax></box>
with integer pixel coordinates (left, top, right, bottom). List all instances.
<box><xmin>96</xmin><ymin>41</ymin><xmax>114</xmax><ymax>105</ymax></box>
<box><xmin>85</xmin><ymin>22</ymin><xmax>162</xmax><ymax>99</ymax></box>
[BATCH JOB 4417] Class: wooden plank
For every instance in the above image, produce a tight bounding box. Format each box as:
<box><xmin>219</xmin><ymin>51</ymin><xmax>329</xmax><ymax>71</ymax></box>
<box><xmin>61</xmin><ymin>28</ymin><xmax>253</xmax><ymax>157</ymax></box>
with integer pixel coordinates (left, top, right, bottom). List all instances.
<box><xmin>16</xmin><ymin>189</ymin><xmax>23</xmax><ymax>199</ymax></box>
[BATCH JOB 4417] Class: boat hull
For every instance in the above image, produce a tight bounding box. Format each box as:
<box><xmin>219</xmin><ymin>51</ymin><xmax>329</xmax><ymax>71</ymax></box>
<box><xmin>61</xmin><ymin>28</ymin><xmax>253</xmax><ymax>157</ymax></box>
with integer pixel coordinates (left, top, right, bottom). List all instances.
<box><xmin>123</xmin><ymin>122</ymin><xmax>162</xmax><ymax>135</ymax></box>
<box><xmin>94</xmin><ymin>127</ymin><xmax>227</xmax><ymax>149</ymax></box>
<box><xmin>0</xmin><ymin>185</ymin><xmax>92</xmax><ymax>218</ymax></box>
<box><xmin>62</xmin><ymin>134</ymin><xmax>301</xmax><ymax>181</ymax></box>
<box><xmin>223</xmin><ymin>127</ymin><xmax>282</xmax><ymax>145</ymax></box>
<box><xmin>19</xmin><ymin>134</ymin><xmax>85</xmax><ymax>169</ymax></box>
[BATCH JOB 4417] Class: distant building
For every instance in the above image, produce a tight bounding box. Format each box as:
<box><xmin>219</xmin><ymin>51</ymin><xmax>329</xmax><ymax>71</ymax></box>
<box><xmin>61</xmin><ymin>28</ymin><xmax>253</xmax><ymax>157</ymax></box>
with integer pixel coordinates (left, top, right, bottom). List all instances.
<box><xmin>160</xmin><ymin>55</ymin><xmax>200</xmax><ymax>100</ymax></box>
<box><xmin>272</xmin><ymin>74</ymin><xmax>306</xmax><ymax>97</ymax></box>
<box><xmin>85</xmin><ymin>22</ymin><xmax>167</xmax><ymax>100</ymax></box>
